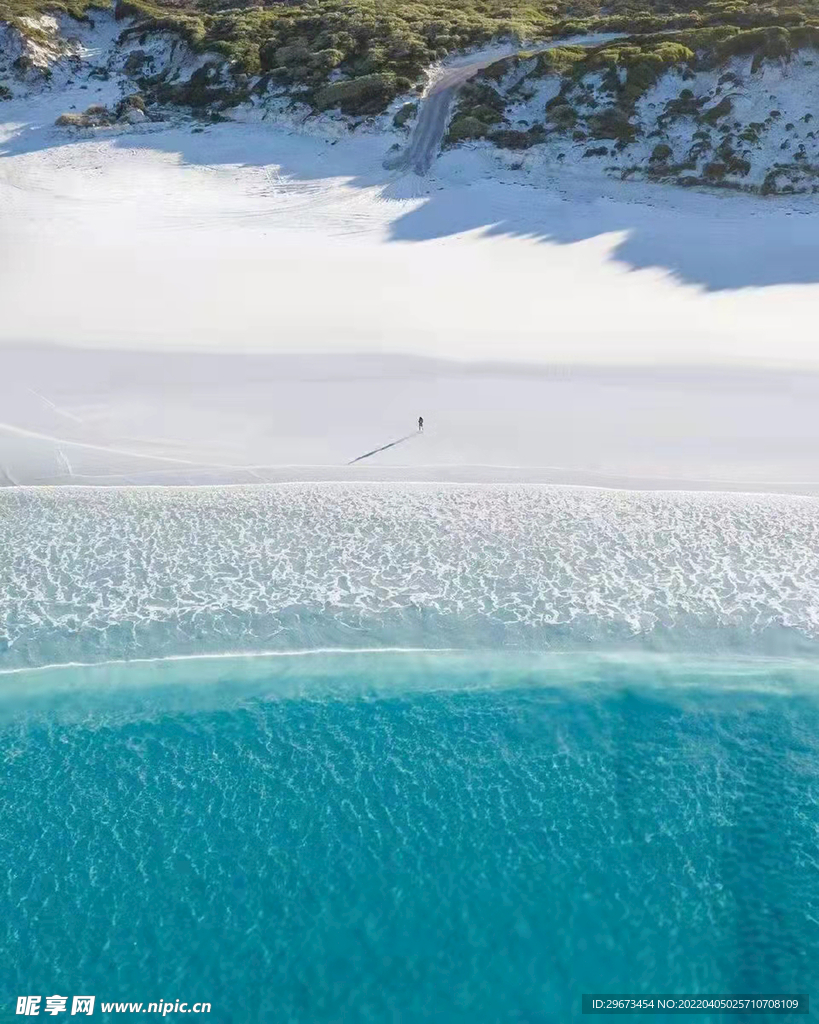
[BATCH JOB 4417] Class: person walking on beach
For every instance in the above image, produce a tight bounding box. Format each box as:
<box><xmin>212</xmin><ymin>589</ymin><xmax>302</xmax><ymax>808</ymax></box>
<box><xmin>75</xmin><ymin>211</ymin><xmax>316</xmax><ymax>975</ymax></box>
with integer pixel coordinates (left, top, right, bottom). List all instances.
<box><xmin>418</xmin><ymin>416</ymin><xmax>424</xmax><ymax>433</ymax></box>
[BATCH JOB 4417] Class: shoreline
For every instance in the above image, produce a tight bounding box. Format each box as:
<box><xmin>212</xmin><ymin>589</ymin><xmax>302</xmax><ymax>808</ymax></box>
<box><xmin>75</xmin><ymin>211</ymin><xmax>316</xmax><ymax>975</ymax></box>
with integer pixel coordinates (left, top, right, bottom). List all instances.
<box><xmin>4</xmin><ymin>347</ymin><xmax>819</xmax><ymax>492</ymax></box>
<box><xmin>5</xmin><ymin>472</ymin><xmax>819</xmax><ymax>496</ymax></box>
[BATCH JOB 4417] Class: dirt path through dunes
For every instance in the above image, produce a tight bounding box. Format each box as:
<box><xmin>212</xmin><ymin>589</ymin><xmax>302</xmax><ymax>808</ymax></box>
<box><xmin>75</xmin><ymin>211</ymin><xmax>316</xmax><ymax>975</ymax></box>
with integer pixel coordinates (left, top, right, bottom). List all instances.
<box><xmin>398</xmin><ymin>33</ymin><xmax>617</xmax><ymax>175</ymax></box>
<box><xmin>401</xmin><ymin>59</ymin><xmax>506</xmax><ymax>174</ymax></box>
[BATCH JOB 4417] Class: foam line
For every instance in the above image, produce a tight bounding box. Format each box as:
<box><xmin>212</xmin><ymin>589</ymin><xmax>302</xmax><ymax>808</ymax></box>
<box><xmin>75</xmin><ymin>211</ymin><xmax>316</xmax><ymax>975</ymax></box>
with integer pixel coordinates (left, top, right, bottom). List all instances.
<box><xmin>0</xmin><ymin>647</ymin><xmax>462</xmax><ymax>677</ymax></box>
<box><xmin>4</xmin><ymin>486</ymin><xmax>819</xmax><ymax>669</ymax></box>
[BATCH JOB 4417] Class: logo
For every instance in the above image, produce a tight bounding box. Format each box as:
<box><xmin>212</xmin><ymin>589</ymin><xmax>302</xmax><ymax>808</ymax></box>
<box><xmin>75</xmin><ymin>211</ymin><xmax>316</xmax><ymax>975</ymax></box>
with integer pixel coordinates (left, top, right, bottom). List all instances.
<box><xmin>16</xmin><ymin>997</ymin><xmax>94</xmax><ymax>1017</ymax></box>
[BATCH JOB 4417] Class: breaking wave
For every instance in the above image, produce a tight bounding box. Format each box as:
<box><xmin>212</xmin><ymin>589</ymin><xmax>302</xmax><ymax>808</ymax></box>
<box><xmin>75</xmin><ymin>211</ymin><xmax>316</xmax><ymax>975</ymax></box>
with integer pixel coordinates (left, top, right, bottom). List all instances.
<box><xmin>3</xmin><ymin>482</ymin><xmax>819</xmax><ymax>673</ymax></box>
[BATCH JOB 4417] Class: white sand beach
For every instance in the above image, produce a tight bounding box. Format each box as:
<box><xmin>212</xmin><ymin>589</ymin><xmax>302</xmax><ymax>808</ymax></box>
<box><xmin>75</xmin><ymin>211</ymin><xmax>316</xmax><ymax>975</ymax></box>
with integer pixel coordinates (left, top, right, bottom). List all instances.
<box><xmin>3</xmin><ymin>38</ymin><xmax>819</xmax><ymax>490</ymax></box>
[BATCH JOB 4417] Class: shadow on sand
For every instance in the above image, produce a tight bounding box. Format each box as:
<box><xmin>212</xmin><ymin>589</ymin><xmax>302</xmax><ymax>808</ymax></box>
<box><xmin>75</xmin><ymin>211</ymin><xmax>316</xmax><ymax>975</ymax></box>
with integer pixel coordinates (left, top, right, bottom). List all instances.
<box><xmin>3</xmin><ymin>111</ymin><xmax>819</xmax><ymax>292</ymax></box>
<box><xmin>348</xmin><ymin>431</ymin><xmax>418</xmax><ymax>465</ymax></box>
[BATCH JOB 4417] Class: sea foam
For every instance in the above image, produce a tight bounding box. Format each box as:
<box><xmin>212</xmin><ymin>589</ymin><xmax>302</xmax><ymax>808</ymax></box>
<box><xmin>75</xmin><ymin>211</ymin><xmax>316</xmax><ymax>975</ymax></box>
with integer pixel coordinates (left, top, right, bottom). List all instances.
<box><xmin>3</xmin><ymin>483</ymin><xmax>819</xmax><ymax>671</ymax></box>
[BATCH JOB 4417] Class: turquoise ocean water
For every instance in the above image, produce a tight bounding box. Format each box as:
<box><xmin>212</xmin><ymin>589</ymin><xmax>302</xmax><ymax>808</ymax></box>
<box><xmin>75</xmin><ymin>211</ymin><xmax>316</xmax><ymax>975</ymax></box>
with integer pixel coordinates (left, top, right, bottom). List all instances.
<box><xmin>2</xmin><ymin>486</ymin><xmax>819</xmax><ymax>1021</ymax></box>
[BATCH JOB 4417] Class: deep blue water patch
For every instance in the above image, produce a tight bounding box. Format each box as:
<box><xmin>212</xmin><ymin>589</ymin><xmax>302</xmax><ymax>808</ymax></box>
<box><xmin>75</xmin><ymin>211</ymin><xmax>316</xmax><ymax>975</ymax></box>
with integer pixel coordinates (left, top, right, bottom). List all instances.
<box><xmin>2</xmin><ymin>657</ymin><xmax>818</xmax><ymax>1023</ymax></box>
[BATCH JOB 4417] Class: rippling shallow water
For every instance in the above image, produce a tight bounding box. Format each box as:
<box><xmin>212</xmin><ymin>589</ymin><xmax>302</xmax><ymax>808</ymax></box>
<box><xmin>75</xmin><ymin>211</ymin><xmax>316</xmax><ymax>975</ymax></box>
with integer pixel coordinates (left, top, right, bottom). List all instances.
<box><xmin>4</xmin><ymin>484</ymin><xmax>819</xmax><ymax>668</ymax></box>
<box><xmin>2</xmin><ymin>486</ymin><xmax>819</xmax><ymax>1021</ymax></box>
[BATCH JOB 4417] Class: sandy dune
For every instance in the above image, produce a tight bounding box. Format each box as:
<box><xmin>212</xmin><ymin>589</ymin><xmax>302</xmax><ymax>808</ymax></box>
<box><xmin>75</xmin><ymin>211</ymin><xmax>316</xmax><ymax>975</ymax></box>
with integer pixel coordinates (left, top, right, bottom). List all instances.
<box><xmin>3</xmin><ymin>54</ymin><xmax>819</xmax><ymax>488</ymax></box>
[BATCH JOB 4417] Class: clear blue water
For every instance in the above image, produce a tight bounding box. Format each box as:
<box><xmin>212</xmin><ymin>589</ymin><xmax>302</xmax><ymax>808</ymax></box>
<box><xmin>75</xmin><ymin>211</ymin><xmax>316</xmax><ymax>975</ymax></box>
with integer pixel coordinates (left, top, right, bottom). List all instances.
<box><xmin>2</xmin><ymin>487</ymin><xmax>819</xmax><ymax>1022</ymax></box>
<box><xmin>3</xmin><ymin>653</ymin><xmax>819</xmax><ymax>1022</ymax></box>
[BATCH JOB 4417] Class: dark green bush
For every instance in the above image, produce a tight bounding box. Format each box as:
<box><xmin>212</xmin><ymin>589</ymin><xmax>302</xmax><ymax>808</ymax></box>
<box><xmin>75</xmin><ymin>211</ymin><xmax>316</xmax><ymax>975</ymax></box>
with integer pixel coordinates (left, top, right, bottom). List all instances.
<box><xmin>468</xmin><ymin>103</ymin><xmax>505</xmax><ymax>124</ymax></box>
<box><xmin>459</xmin><ymin>80</ymin><xmax>506</xmax><ymax>114</ymax></box>
<box><xmin>115</xmin><ymin>92</ymin><xmax>145</xmax><ymax>115</ymax></box>
<box><xmin>314</xmin><ymin>73</ymin><xmax>400</xmax><ymax>114</ymax></box>
<box><xmin>124</xmin><ymin>50</ymin><xmax>151</xmax><ymax>76</ymax></box>
<box><xmin>393</xmin><ymin>101</ymin><xmax>417</xmax><ymax>127</ymax></box>
<box><xmin>149</xmin><ymin>64</ymin><xmax>248</xmax><ymax>109</ymax></box>
<box><xmin>703</xmin><ymin>160</ymin><xmax>727</xmax><ymax>178</ymax></box>
<box><xmin>588</xmin><ymin>106</ymin><xmax>637</xmax><ymax>142</ymax></box>
<box><xmin>490</xmin><ymin>128</ymin><xmax>536</xmax><ymax>148</ymax></box>
<box><xmin>701</xmin><ymin>96</ymin><xmax>732</xmax><ymax>123</ymax></box>
<box><xmin>447</xmin><ymin>115</ymin><xmax>489</xmax><ymax>141</ymax></box>
<box><xmin>547</xmin><ymin>102</ymin><xmax>577</xmax><ymax>128</ymax></box>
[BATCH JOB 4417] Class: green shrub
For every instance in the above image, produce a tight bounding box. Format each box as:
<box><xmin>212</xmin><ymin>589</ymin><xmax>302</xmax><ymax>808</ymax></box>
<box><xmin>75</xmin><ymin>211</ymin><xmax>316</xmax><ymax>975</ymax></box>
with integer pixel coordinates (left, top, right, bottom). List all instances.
<box><xmin>490</xmin><ymin>128</ymin><xmax>536</xmax><ymax>148</ymax></box>
<box><xmin>447</xmin><ymin>115</ymin><xmax>489</xmax><ymax>142</ymax></box>
<box><xmin>56</xmin><ymin>104</ymin><xmax>117</xmax><ymax>125</ymax></box>
<box><xmin>116</xmin><ymin>93</ymin><xmax>145</xmax><ymax>115</ymax></box>
<box><xmin>479</xmin><ymin>57</ymin><xmax>516</xmax><ymax>83</ymax></box>
<box><xmin>713</xmin><ymin>25</ymin><xmax>791</xmax><ymax>63</ymax></box>
<box><xmin>123</xmin><ymin>50</ymin><xmax>150</xmax><ymax>76</ymax></box>
<box><xmin>149</xmin><ymin>64</ymin><xmax>248</xmax><ymax>109</ymax></box>
<box><xmin>588</xmin><ymin>106</ymin><xmax>637</xmax><ymax>142</ymax></box>
<box><xmin>533</xmin><ymin>46</ymin><xmax>588</xmax><ymax>76</ymax></box>
<box><xmin>662</xmin><ymin>89</ymin><xmax>703</xmax><ymax>119</ymax></box>
<box><xmin>650</xmin><ymin>142</ymin><xmax>672</xmax><ymax>161</ymax></box>
<box><xmin>2</xmin><ymin>0</ymin><xmax>109</xmax><ymax>27</ymax></box>
<box><xmin>579</xmin><ymin>40</ymin><xmax>696</xmax><ymax>108</ymax></box>
<box><xmin>468</xmin><ymin>103</ymin><xmax>505</xmax><ymax>124</ymax></box>
<box><xmin>547</xmin><ymin>102</ymin><xmax>577</xmax><ymax>128</ymax></box>
<box><xmin>703</xmin><ymin>160</ymin><xmax>727</xmax><ymax>178</ymax></box>
<box><xmin>271</xmin><ymin>42</ymin><xmax>311</xmax><ymax>69</ymax></box>
<box><xmin>393</xmin><ymin>101</ymin><xmax>417</xmax><ymax>127</ymax></box>
<box><xmin>701</xmin><ymin>96</ymin><xmax>732</xmax><ymax>123</ymax></box>
<box><xmin>459</xmin><ymin>80</ymin><xmax>506</xmax><ymax>113</ymax></box>
<box><xmin>55</xmin><ymin>112</ymin><xmax>91</xmax><ymax>126</ymax></box>
<box><xmin>314</xmin><ymin>73</ymin><xmax>400</xmax><ymax>115</ymax></box>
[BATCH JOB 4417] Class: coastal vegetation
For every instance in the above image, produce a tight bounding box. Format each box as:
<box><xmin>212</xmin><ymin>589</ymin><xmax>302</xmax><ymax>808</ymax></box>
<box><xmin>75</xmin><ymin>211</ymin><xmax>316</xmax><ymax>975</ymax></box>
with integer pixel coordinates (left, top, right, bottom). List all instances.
<box><xmin>6</xmin><ymin>0</ymin><xmax>819</xmax><ymax>117</ymax></box>
<box><xmin>1</xmin><ymin>0</ymin><xmax>104</xmax><ymax>23</ymax></box>
<box><xmin>6</xmin><ymin>0</ymin><xmax>819</xmax><ymax>193</ymax></box>
<box><xmin>439</xmin><ymin>23</ymin><xmax>819</xmax><ymax>193</ymax></box>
